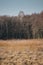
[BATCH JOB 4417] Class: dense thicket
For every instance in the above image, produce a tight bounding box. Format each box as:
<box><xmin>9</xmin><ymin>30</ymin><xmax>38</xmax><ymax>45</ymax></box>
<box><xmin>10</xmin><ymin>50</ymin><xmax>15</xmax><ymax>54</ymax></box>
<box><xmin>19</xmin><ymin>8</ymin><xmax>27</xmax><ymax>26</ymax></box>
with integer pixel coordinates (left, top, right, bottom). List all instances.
<box><xmin>0</xmin><ymin>11</ymin><xmax>43</xmax><ymax>39</ymax></box>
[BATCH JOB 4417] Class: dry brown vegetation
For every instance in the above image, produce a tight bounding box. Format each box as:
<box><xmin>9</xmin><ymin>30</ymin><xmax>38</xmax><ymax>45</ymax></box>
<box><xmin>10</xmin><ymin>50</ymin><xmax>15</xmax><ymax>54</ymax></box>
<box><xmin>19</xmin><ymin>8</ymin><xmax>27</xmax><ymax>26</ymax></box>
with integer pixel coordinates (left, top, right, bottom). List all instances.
<box><xmin>0</xmin><ymin>39</ymin><xmax>43</xmax><ymax>65</ymax></box>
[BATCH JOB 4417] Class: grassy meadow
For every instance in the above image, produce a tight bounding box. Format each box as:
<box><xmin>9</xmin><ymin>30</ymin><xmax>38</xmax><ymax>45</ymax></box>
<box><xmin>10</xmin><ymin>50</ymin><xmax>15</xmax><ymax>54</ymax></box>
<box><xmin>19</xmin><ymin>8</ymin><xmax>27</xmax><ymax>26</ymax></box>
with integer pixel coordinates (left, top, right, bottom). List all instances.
<box><xmin>0</xmin><ymin>39</ymin><xmax>43</xmax><ymax>65</ymax></box>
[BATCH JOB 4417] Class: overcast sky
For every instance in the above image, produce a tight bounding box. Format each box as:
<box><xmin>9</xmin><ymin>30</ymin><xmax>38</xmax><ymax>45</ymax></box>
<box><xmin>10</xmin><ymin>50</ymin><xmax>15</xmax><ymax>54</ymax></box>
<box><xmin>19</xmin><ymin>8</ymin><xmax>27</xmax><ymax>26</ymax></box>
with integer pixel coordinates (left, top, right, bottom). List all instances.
<box><xmin>0</xmin><ymin>0</ymin><xmax>43</xmax><ymax>16</ymax></box>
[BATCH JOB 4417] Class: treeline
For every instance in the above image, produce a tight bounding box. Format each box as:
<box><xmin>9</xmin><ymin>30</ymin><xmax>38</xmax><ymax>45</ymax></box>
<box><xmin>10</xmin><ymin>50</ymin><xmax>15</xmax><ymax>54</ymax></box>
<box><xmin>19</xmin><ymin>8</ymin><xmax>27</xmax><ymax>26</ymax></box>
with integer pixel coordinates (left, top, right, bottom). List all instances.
<box><xmin>0</xmin><ymin>11</ymin><xmax>43</xmax><ymax>39</ymax></box>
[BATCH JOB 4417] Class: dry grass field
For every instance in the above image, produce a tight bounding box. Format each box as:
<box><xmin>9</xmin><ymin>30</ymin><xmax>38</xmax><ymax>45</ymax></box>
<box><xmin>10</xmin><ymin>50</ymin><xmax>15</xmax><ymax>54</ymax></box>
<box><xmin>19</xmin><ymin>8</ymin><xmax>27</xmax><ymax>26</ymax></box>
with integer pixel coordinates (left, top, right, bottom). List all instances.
<box><xmin>0</xmin><ymin>39</ymin><xmax>43</xmax><ymax>65</ymax></box>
